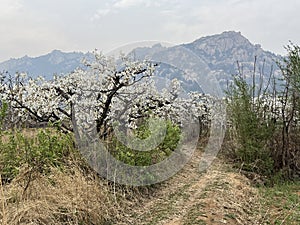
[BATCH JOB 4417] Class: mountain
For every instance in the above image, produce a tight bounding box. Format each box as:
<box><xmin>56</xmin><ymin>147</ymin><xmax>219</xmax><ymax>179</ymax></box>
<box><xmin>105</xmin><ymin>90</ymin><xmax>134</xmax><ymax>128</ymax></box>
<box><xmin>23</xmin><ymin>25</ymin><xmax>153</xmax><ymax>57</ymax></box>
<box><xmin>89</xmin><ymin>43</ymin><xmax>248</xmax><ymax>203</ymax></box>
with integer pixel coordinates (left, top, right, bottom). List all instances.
<box><xmin>127</xmin><ymin>31</ymin><xmax>282</xmax><ymax>93</ymax></box>
<box><xmin>0</xmin><ymin>31</ymin><xmax>282</xmax><ymax>91</ymax></box>
<box><xmin>183</xmin><ymin>31</ymin><xmax>281</xmax><ymax>87</ymax></box>
<box><xmin>0</xmin><ymin>50</ymin><xmax>92</xmax><ymax>80</ymax></box>
<box><xmin>184</xmin><ymin>31</ymin><xmax>278</xmax><ymax>72</ymax></box>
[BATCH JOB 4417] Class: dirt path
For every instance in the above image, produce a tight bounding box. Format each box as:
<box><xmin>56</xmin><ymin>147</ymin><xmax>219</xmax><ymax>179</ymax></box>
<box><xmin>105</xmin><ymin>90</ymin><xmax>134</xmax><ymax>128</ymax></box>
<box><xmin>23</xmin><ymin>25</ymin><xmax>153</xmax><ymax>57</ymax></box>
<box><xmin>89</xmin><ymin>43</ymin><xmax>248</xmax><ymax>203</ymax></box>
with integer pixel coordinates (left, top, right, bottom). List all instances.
<box><xmin>119</xmin><ymin>147</ymin><xmax>265</xmax><ymax>225</ymax></box>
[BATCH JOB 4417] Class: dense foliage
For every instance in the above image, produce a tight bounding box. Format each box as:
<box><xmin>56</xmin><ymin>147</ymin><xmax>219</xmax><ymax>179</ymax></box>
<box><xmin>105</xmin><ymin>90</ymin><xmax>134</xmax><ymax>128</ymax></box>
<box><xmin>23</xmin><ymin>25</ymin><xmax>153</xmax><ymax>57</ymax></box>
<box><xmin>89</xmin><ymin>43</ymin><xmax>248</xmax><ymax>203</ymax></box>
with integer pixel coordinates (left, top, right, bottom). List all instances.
<box><xmin>0</xmin><ymin>128</ymin><xmax>74</xmax><ymax>184</ymax></box>
<box><xmin>225</xmin><ymin>45</ymin><xmax>300</xmax><ymax>182</ymax></box>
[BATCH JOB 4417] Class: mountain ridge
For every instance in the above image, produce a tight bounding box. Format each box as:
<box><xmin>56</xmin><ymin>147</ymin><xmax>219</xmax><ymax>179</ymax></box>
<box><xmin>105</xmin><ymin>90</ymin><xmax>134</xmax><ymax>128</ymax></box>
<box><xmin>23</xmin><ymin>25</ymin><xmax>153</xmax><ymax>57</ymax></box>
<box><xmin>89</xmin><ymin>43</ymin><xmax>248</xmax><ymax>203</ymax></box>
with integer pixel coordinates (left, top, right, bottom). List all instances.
<box><xmin>0</xmin><ymin>31</ymin><xmax>282</xmax><ymax>84</ymax></box>
<box><xmin>0</xmin><ymin>50</ymin><xmax>92</xmax><ymax>79</ymax></box>
<box><xmin>184</xmin><ymin>31</ymin><xmax>279</xmax><ymax>73</ymax></box>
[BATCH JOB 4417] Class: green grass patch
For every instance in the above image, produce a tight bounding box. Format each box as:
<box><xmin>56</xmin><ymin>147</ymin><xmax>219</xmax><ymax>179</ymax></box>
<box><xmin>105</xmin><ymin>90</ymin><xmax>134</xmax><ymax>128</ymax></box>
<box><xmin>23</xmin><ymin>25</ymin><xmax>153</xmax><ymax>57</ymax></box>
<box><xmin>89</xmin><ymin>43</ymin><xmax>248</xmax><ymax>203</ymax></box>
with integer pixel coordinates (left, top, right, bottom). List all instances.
<box><xmin>259</xmin><ymin>181</ymin><xmax>300</xmax><ymax>225</ymax></box>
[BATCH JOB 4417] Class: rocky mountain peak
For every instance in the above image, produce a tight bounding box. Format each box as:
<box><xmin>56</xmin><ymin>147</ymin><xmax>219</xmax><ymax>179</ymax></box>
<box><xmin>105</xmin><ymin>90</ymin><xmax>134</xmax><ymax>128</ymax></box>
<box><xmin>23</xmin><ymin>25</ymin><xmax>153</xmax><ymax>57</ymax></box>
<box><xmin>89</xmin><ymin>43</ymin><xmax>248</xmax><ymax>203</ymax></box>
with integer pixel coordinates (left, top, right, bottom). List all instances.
<box><xmin>192</xmin><ymin>31</ymin><xmax>251</xmax><ymax>51</ymax></box>
<box><xmin>183</xmin><ymin>31</ymin><xmax>278</xmax><ymax>76</ymax></box>
<box><xmin>47</xmin><ymin>50</ymin><xmax>65</xmax><ymax>64</ymax></box>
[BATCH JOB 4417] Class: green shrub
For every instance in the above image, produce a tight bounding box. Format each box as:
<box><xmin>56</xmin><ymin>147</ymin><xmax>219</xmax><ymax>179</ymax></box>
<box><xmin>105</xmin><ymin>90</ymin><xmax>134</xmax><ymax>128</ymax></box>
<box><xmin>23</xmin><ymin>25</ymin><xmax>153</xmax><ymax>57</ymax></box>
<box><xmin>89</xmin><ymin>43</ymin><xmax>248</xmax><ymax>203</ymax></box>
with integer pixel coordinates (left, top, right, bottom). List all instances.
<box><xmin>225</xmin><ymin>75</ymin><xmax>275</xmax><ymax>176</ymax></box>
<box><xmin>0</xmin><ymin>128</ymin><xmax>74</xmax><ymax>183</ymax></box>
<box><xmin>0</xmin><ymin>100</ymin><xmax>8</xmax><ymax>128</ymax></box>
<box><xmin>110</xmin><ymin>119</ymin><xmax>181</xmax><ymax>167</ymax></box>
<box><xmin>226</xmin><ymin>47</ymin><xmax>300</xmax><ymax>181</ymax></box>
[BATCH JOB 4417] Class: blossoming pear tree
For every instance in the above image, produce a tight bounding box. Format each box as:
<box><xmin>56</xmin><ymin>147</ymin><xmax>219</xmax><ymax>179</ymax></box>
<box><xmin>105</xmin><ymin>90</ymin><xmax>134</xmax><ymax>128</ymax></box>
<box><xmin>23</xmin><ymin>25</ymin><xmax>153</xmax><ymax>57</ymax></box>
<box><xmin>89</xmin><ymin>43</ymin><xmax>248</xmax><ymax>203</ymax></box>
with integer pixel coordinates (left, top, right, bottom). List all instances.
<box><xmin>0</xmin><ymin>51</ymin><xmax>213</xmax><ymax>139</ymax></box>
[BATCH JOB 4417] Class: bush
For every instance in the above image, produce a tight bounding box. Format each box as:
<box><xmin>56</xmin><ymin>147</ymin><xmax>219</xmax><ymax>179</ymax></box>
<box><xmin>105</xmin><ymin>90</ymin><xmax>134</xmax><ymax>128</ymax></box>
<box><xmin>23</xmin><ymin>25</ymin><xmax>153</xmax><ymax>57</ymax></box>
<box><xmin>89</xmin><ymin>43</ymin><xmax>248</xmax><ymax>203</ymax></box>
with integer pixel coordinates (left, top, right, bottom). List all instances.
<box><xmin>225</xmin><ymin>47</ymin><xmax>300</xmax><ymax>181</ymax></box>
<box><xmin>0</xmin><ymin>128</ymin><xmax>74</xmax><ymax>183</ymax></box>
<box><xmin>275</xmin><ymin>43</ymin><xmax>300</xmax><ymax>180</ymax></box>
<box><xmin>110</xmin><ymin>119</ymin><xmax>181</xmax><ymax>166</ymax></box>
<box><xmin>0</xmin><ymin>100</ymin><xmax>8</xmax><ymax>129</ymax></box>
<box><xmin>225</xmin><ymin>75</ymin><xmax>276</xmax><ymax>176</ymax></box>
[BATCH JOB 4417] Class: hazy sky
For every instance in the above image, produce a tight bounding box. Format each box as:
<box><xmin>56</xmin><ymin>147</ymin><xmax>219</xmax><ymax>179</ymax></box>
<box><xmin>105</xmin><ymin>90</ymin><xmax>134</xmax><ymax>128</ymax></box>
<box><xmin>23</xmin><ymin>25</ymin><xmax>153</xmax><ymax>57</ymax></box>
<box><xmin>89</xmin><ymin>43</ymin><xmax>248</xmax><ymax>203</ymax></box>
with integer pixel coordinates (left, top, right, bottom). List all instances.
<box><xmin>1</xmin><ymin>0</ymin><xmax>299</xmax><ymax>61</ymax></box>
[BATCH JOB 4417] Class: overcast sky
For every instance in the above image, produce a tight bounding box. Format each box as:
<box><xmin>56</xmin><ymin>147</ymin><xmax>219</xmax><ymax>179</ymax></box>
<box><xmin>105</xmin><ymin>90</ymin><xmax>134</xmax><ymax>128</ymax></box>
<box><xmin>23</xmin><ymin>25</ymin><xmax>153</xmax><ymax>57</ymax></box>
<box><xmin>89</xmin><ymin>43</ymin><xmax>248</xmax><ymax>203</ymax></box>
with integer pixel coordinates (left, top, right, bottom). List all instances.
<box><xmin>1</xmin><ymin>0</ymin><xmax>299</xmax><ymax>62</ymax></box>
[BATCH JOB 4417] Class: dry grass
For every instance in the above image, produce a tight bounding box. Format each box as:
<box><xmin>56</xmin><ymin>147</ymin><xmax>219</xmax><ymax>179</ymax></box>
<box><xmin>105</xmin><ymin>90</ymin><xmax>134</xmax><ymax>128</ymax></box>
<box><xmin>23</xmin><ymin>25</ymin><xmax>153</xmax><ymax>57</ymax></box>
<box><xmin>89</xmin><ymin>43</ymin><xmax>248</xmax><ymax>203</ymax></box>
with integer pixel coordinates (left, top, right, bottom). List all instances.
<box><xmin>118</xmin><ymin>146</ymin><xmax>266</xmax><ymax>225</ymax></box>
<box><xmin>0</xmin><ymin>128</ymin><xmax>298</xmax><ymax>225</ymax></box>
<box><xmin>0</xmin><ymin>151</ymin><xmax>298</xmax><ymax>225</ymax></box>
<box><xmin>192</xmin><ymin>171</ymin><xmax>264</xmax><ymax>225</ymax></box>
<box><xmin>0</xmin><ymin>165</ymin><xmax>119</xmax><ymax>225</ymax></box>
